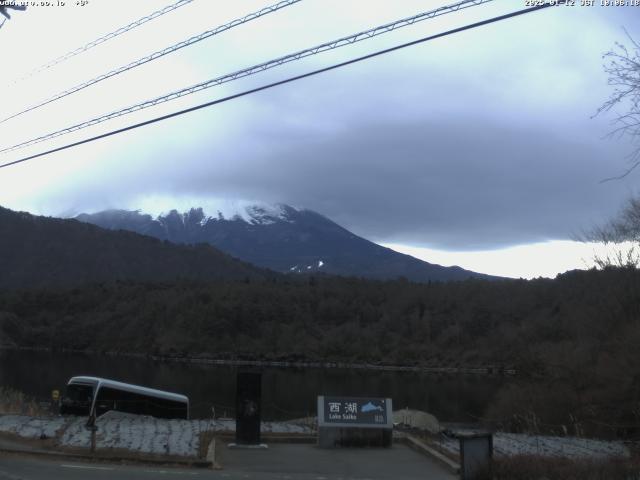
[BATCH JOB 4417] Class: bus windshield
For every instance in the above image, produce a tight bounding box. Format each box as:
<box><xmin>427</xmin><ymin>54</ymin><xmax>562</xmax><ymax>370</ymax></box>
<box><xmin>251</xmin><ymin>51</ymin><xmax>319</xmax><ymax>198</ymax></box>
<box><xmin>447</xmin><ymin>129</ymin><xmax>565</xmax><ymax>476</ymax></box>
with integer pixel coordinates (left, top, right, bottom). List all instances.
<box><xmin>65</xmin><ymin>384</ymin><xmax>93</xmax><ymax>403</ymax></box>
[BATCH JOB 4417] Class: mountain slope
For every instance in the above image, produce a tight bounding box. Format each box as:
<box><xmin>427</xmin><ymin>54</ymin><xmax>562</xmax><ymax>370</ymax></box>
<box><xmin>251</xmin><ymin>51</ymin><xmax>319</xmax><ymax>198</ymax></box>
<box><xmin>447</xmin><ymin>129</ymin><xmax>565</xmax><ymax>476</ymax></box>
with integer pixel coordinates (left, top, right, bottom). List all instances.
<box><xmin>76</xmin><ymin>204</ymin><xmax>494</xmax><ymax>282</ymax></box>
<box><xmin>0</xmin><ymin>206</ymin><xmax>265</xmax><ymax>289</ymax></box>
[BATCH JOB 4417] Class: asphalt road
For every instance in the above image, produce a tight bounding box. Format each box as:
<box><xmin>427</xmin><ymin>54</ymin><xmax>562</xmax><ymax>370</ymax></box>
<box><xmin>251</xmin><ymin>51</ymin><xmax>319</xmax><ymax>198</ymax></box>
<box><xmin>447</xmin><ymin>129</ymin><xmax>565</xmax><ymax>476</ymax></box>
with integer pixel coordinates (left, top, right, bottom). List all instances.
<box><xmin>0</xmin><ymin>456</ymin><xmax>201</xmax><ymax>480</ymax></box>
<box><xmin>0</xmin><ymin>444</ymin><xmax>456</xmax><ymax>480</ymax></box>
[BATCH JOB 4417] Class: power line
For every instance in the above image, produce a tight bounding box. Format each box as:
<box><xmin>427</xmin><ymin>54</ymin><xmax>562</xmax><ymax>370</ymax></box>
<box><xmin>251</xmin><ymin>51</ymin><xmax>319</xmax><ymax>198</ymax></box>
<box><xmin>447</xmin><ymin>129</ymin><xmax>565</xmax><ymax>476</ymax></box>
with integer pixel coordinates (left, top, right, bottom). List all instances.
<box><xmin>0</xmin><ymin>0</ymin><xmax>303</xmax><ymax>125</ymax></box>
<box><xmin>0</xmin><ymin>0</ymin><xmax>496</xmax><ymax>155</ymax></box>
<box><xmin>8</xmin><ymin>0</ymin><xmax>196</xmax><ymax>85</ymax></box>
<box><xmin>0</xmin><ymin>2</ymin><xmax>559</xmax><ymax>170</ymax></box>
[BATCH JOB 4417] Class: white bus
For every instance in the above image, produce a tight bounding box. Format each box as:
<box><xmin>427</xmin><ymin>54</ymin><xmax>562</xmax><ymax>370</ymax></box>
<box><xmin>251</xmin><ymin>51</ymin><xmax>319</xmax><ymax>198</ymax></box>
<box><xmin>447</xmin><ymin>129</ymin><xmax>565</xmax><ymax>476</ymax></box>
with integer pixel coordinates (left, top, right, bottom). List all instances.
<box><xmin>59</xmin><ymin>376</ymin><xmax>189</xmax><ymax>419</ymax></box>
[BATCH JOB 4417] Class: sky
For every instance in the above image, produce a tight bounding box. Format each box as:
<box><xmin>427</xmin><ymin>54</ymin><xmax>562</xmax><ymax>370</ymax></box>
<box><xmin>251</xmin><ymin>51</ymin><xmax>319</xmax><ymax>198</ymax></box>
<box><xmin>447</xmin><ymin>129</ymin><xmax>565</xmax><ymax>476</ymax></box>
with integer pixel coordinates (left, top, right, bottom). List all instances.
<box><xmin>0</xmin><ymin>0</ymin><xmax>639</xmax><ymax>279</ymax></box>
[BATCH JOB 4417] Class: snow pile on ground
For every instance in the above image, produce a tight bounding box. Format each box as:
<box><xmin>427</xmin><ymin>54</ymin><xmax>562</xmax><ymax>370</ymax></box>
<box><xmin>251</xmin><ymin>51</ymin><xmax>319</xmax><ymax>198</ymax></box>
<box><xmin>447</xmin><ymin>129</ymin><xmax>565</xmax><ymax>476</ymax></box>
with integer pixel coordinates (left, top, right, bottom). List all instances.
<box><xmin>1</xmin><ymin>413</ymin><xmax>629</xmax><ymax>460</ymax></box>
<box><xmin>0</xmin><ymin>414</ymin><xmax>67</xmax><ymax>439</ymax></box>
<box><xmin>394</xmin><ymin>409</ymin><xmax>440</xmax><ymax>434</ymax></box>
<box><xmin>438</xmin><ymin>431</ymin><xmax>629</xmax><ymax>459</ymax></box>
<box><xmin>0</xmin><ymin>413</ymin><xmax>313</xmax><ymax>458</ymax></box>
<box><xmin>60</xmin><ymin>412</ymin><xmax>203</xmax><ymax>457</ymax></box>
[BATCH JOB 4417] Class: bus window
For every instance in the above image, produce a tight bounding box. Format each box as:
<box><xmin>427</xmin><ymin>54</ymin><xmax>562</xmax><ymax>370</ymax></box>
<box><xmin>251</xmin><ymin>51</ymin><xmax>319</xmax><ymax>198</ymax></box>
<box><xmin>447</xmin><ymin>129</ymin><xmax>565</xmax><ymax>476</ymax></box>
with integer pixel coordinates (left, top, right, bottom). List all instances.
<box><xmin>59</xmin><ymin>384</ymin><xmax>93</xmax><ymax>415</ymax></box>
<box><xmin>94</xmin><ymin>386</ymin><xmax>188</xmax><ymax>418</ymax></box>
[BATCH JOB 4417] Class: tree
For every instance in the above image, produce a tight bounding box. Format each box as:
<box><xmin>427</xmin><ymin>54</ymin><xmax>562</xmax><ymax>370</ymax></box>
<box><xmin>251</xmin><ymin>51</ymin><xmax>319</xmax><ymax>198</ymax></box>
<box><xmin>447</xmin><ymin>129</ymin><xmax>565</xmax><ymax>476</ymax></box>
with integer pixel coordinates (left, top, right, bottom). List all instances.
<box><xmin>598</xmin><ymin>32</ymin><xmax>640</xmax><ymax>181</ymax></box>
<box><xmin>585</xmin><ymin>196</ymin><xmax>640</xmax><ymax>268</ymax></box>
<box><xmin>0</xmin><ymin>4</ymin><xmax>26</xmax><ymax>29</ymax></box>
<box><xmin>582</xmin><ymin>33</ymin><xmax>640</xmax><ymax>267</ymax></box>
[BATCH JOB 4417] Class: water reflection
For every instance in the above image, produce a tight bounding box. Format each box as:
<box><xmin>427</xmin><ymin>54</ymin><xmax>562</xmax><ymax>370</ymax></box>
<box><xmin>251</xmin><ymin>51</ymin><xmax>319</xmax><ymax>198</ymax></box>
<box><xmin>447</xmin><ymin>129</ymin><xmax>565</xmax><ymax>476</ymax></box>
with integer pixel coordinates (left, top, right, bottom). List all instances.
<box><xmin>0</xmin><ymin>350</ymin><xmax>505</xmax><ymax>421</ymax></box>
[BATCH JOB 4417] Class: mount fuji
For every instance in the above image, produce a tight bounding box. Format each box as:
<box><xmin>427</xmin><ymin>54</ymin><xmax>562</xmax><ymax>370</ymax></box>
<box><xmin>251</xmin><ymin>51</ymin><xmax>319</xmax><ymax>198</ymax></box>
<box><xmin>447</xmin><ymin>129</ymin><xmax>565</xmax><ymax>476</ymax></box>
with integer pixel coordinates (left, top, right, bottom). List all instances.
<box><xmin>75</xmin><ymin>203</ymin><xmax>495</xmax><ymax>282</ymax></box>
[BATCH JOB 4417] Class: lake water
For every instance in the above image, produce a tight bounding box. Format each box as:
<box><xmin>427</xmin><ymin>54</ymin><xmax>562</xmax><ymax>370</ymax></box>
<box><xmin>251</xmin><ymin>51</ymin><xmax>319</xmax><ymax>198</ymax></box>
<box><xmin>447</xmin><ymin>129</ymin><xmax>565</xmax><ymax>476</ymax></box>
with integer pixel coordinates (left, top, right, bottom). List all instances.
<box><xmin>0</xmin><ymin>349</ymin><xmax>506</xmax><ymax>421</ymax></box>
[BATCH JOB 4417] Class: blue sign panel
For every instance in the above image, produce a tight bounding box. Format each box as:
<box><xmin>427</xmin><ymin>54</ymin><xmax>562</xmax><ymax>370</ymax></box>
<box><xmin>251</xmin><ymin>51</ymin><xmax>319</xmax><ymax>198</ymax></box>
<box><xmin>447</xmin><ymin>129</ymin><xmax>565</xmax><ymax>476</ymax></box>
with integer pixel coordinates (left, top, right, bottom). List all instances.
<box><xmin>318</xmin><ymin>396</ymin><xmax>392</xmax><ymax>428</ymax></box>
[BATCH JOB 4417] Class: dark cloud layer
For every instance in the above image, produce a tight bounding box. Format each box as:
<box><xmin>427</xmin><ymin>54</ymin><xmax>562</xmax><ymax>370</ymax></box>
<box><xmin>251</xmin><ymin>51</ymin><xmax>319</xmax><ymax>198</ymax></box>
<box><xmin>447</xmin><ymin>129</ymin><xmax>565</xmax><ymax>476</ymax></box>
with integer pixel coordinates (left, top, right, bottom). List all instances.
<box><xmin>13</xmin><ymin>4</ymin><xmax>639</xmax><ymax>251</ymax></box>
<box><xmin>189</xmin><ymin>117</ymin><xmax>634</xmax><ymax>249</ymax></box>
<box><xmin>48</xmin><ymin>100</ymin><xmax>634</xmax><ymax>250</ymax></box>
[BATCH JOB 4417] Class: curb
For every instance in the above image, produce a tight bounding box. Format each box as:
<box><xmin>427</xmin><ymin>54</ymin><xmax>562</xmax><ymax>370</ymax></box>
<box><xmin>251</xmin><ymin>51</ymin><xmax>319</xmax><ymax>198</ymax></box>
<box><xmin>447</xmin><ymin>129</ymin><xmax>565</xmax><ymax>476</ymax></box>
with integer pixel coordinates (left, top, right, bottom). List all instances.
<box><xmin>396</xmin><ymin>433</ymin><xmax>460</xmax><ymax>474</ymax></box>
<box><xmin>214</xmin><ymin>434</ymin><xmax>317</xmax><ymax>444</ymax></box>
<box><xmin>206</xmin><ymin>438</ymin><xmax>222</xmax><ymax>470</ymax></box>
<box><xmin>0</xmin><ymin>445</ymin><xmax>213</xmax><ymax>468</ymax></box>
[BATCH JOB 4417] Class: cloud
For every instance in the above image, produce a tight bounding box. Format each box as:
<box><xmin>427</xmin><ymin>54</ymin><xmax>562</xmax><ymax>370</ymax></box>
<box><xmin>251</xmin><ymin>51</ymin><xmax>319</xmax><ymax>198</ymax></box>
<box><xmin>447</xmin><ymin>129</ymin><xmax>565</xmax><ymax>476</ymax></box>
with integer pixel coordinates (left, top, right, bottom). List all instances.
<box><xmin>1</xmin><ymin>1</ymin><xmax>638</xmax><ymax>250</ymax></box>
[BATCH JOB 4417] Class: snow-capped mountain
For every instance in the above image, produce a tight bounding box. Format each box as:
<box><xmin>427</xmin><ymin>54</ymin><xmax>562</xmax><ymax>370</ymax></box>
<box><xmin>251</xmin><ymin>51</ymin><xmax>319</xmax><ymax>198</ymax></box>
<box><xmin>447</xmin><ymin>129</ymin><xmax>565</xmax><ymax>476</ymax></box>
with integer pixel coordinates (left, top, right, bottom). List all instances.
<box><xmin>75</xmin><ymin>204</ymin><xmax>495</xmax><ymax>282</ymax></box>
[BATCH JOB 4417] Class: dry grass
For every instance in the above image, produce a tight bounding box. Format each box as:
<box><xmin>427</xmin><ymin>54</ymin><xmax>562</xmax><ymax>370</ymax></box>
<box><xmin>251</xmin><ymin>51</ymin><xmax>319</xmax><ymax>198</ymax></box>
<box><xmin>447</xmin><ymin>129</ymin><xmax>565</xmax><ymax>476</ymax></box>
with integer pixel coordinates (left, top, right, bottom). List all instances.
<box><xmin>482</xmin><ymin>455</ymin><xmax>640</xmax><ymax>480</ymax></box>
<box><xmin>0</xmin><ymin>387</ymin><xmax>49</xmax><ymax>416</ymax></box>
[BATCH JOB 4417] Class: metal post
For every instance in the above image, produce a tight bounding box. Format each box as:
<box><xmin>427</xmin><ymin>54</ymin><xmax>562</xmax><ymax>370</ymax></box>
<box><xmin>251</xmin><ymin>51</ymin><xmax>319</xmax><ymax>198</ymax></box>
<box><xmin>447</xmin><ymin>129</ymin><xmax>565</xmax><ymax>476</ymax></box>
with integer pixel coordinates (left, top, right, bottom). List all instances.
<box><xmin>86</xmin><ymin>413</ymin><xmax>97</xmax><ymax>454</ymax></box>
<box><xmin>459</xmin><ymin>433</ymin><xmax>493</xmax><ymax>480</ymax></box>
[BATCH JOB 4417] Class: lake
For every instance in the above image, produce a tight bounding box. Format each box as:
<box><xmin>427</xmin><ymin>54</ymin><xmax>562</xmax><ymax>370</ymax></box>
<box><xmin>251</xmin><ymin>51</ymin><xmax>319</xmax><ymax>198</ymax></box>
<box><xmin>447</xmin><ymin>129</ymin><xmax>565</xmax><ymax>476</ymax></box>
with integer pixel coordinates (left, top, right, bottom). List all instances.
<box><xmin>0</xmin><ymin>349</ymin><xmax>506</xmax><ymax>421</ymax></box>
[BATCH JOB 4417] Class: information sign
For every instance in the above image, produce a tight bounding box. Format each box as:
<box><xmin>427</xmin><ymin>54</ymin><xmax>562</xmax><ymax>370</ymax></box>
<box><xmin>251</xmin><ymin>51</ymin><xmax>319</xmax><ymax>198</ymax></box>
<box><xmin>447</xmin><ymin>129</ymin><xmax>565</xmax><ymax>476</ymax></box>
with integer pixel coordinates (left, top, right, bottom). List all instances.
<box><xmin>318</xmin><ymin>396</ymin><xmax>392</xmax><ymax>428</ymax></box>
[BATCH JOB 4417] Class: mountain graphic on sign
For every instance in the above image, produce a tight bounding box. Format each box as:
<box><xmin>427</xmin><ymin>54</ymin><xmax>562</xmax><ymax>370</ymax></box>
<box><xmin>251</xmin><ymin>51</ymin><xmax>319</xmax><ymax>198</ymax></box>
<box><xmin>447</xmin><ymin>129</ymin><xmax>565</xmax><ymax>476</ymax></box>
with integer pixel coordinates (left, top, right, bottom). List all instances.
<box><xmin>361</xmin><ymin>402</ymin><xmax>384</xmax><ymax>413</ymax></box>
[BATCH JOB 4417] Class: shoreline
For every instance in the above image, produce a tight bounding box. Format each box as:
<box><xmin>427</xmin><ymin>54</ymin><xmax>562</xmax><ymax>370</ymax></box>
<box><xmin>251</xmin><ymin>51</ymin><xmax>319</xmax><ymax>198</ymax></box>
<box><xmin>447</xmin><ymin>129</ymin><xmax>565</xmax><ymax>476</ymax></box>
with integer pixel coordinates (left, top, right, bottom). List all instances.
<box><xmin>0</xmin><ymin>345</ymin><xmax>516</xmax><ymax>376</ymax></box>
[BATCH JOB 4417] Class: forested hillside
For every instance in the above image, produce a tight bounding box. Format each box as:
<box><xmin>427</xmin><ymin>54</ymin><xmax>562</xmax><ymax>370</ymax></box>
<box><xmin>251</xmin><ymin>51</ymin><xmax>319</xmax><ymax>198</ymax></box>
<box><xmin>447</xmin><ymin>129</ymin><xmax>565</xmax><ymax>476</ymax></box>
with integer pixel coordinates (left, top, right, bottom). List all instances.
<box><xmin>0</xmin><ymin>206</ymin><xmax>266</xmax><ymax>288</ymax></box>
<box><xmin>1</xmin><ymin>268</ymin><xmax>639</xmax><ymax>437</ymax></box>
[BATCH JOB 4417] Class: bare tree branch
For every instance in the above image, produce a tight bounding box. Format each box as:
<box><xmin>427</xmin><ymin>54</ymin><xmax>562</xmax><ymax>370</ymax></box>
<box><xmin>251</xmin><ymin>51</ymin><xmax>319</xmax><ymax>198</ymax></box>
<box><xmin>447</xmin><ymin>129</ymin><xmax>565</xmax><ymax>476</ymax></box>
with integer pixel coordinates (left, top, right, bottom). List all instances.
<box><xmin>599</xmin><ymin>159</ymin><xmax>640</xmax><ymax>183</ymax></box>
<box><xmin>595</xmin><ymin>29</ymin><xmax>640</xmax><ymax>181</ymax></box>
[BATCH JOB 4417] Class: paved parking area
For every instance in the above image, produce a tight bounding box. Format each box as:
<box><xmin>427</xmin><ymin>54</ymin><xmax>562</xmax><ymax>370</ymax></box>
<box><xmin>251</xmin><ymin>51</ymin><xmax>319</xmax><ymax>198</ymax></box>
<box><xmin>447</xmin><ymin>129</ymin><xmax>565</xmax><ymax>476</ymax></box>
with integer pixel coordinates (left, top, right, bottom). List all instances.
<box><xmin>218</xmin><ymin>443</ymin><xmax>456</xmax><ymax>480</ymax></box>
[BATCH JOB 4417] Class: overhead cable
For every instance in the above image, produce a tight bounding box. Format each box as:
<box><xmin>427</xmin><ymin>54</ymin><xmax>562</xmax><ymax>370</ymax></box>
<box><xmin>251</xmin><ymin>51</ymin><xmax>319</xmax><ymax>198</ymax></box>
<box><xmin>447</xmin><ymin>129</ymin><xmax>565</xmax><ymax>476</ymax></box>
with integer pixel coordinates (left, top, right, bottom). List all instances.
<box><xmin>0</xmin><ymin>0</ymin><xmax>302</xmax><ymax>125</ymax></box>
<box><xmin>0</xmin><ymin>2</ymin><xmax>560</xmax><ymax>170</ymax></box>
<box><xmin>0</xmin><ymin>0</ymin><xmax>496</xmax><ymax>155</ymax></box>
<box><xmin>8</xmin><ymin>0</ymin><xmax>196</xmax><ymax>84</ymax></box>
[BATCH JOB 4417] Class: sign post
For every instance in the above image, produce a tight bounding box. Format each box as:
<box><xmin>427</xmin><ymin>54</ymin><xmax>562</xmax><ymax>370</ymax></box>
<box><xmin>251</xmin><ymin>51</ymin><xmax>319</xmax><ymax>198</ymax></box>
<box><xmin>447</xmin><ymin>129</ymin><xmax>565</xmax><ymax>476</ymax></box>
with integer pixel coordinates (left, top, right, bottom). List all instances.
<box><xmin>317</xmin><ymin>395</ymin><xmax>393</xmax><ymax>448</ymax></box>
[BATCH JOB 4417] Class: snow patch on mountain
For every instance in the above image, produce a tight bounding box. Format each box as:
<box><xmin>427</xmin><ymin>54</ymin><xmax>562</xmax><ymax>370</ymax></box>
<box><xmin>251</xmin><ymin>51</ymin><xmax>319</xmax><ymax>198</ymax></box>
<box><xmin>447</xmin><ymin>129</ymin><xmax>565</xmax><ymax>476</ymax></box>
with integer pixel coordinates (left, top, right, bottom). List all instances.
<box><xmin>246</xmin><ymin>204</ymin><xmax>292</xmax><ymax>225</ymax></box>
<box><xmin>129</xmin><ymin>196</ymin><xmax>300</xmax><ymax>225</ymax></box>
<box><xmin>289</xmin><ymin>260</ymin><xmax>324</xmax><ymax>273</ymax></box>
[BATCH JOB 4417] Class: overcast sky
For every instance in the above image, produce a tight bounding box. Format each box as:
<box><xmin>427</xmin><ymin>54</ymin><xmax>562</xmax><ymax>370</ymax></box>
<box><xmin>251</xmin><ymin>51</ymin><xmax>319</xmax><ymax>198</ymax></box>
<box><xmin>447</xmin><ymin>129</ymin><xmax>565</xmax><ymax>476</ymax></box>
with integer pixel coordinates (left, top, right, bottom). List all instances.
<box><xmin>1</xmin><ymin>0</ymin><xmax>639</xmax><ymax>278</ymax></box>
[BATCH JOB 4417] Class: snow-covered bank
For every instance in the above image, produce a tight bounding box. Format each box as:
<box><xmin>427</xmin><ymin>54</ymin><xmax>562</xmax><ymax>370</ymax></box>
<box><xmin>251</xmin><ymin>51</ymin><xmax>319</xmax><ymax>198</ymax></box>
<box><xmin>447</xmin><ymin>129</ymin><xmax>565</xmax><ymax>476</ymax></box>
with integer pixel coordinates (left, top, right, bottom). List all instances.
<box><xmin>0</xmin><ymin>412</ymin><xmax>630</xmax><ymax>460</ymax></box>
<box><xmin>437</xmin><ymin>431</ymin><xmax>630</xmax><ymax>459</ymax></box>
<box><xmin>0</xmin><ymin>412</ymin><xmax>313</xmax><ymax>458</ymax></box>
